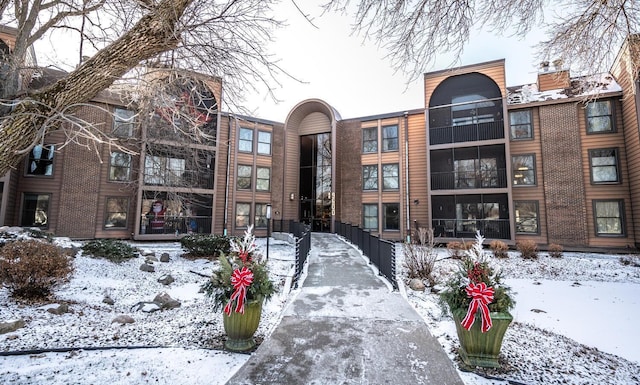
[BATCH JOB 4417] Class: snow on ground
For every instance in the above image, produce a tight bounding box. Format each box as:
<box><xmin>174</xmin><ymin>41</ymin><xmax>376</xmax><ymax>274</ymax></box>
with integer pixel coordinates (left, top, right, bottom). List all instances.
<box><xmin>1</xmin><ymin>231</ymin><xmax>640</xmax><ymax>384</ymax></box>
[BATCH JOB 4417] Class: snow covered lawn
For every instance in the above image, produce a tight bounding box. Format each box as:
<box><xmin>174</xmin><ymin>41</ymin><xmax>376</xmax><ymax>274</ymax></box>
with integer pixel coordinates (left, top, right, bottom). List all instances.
<box><xmin>1</xmin><ymin>232</ymin><xmax>640</xmax><ymax>384</ymax></box>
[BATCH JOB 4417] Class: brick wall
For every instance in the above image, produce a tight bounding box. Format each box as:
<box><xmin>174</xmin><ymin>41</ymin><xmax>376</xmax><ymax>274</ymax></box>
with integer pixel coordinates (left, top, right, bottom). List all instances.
<box><xmin>538</xmin><ymin>104</ymin><xmax>588</xmax><ymax>246</ymax></box>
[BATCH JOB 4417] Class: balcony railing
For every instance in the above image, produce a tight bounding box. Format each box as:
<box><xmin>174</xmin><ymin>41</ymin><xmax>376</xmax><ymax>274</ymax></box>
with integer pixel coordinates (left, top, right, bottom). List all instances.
<box><xmin>430</xmin><ymin>169</ymin><xmax>508</xmax><ymax>190</ymax></box>
<box><xmin>140</xmin><ymin>215</ymin><xmax>212</xmax><ymax>235</ymax></box>
<box><xmin>430</xmin><ymin>120</ymin><xmax>505</xmax><ymax>145</ymax></box>
<box><xmin>432</xmin><ymin>218</ymin><xmax>511</xmax><ymax>240</ymax></box>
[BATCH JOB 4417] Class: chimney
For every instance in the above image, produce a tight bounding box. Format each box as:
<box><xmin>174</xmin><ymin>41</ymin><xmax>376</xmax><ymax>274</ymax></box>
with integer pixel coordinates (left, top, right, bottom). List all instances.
<box><xmin>538</xmin><ymin>59</ymin><xmax>570</xmax><ymax>92</ymax></box>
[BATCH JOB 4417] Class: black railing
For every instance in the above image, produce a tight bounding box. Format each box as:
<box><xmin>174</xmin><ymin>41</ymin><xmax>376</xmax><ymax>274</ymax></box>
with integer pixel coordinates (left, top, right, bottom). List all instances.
<box><xmin>430</xmin><ymin>120</ymin><xmax>505</xmax><ymax>145</ymax></box>
<box><xmin>291</xmin><ymin>221</ymin><xmax>311</xmax><ymax>288</ymax></box>
<box><xmin>335</xmin><ymin>222</ymin><xmax>398</xmax><ymax>290</ymax></box>
<box><xmin>431</xmin><ymin>218</ymin><xmax>511</xmax><ymax>240</ymax></box>
<box><xmin>140</xmin><ymin>215</ymin><xmax>212</xmax><ymax>235</ymax></box>
<box><xmin>430</xmin><ymin>169</ymin><xmax>508</xmax><ymax>190</ymax></box>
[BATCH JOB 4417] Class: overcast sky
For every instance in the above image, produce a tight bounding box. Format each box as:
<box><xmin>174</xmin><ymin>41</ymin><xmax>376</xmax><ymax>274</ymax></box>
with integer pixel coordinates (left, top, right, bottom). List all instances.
<box><xmin>242</xmin><ymin>1</ymin><xmax>550</xmax><ymax>122</ymax></box>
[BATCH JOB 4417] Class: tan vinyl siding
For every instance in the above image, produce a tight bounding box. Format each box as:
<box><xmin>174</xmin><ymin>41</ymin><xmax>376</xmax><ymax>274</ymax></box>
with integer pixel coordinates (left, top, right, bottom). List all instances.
<box><xmin>424</xmin><ymin>60</ymin><xmax>507</xmax><ymax>105</ymax></box>
<box><xmin>406</xmin><ymin>112</ymin><xmax>429</xmax><ymax>230</ymax></box>
<box><xmin>299</xmin><ymin>112</ymin><xmax>331</xmax><ymax>136</ymax></box>
<box><xmin>537</xmin><ymin>71</ymin><xmax>570</xmax><ymax>92</ymax></box>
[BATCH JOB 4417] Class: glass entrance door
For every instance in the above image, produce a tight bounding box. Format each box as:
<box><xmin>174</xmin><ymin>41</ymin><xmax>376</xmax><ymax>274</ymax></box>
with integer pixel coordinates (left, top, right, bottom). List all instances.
<box><xmin>299</xmin><ymin>133</ymin><xmax>332</xmax><ymax>232</ymax></box>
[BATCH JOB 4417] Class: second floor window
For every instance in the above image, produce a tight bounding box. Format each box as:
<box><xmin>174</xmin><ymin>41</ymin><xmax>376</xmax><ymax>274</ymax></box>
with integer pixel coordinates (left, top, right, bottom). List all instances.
<box><xmin>509</xmin><ymin>110</ymin><xmax>532</xmax><ymax>139</ymax></box>
<box><xmin>363</xmin><ymin>165</ymin><xmax>378</xmax><ymax>190</ymax></box>
<box><xmin>27</xmin><ymin>144</ymin><xmax>55</xmax><ymax>176</ymax></box>
<box><xmin>512</xmin><ymin>154</ymin><xmax>536</xmax><ymax>186</ymax></box>
<box><xmin>256</xmin><ymin>166</ymin><xmax>270</xmax><ymax>191</ymax></box>
<box><xmin>382</xmin><ymin>163</ymin><xmax>399</xmax><ymax>190</ymax></box>
<box><xmin>109</xmin><ymin>152</ymin><xmax>132</xmax><ymax>182</ymax></box>
<box><xmin>144</xmin><ymin>155</ymin><xmax>185</xmax><ymax>186</ymax></box>
<box><xmin>113</xmin><ymin>107</ymin><xmax>135</xmax><ymax>137</ymax></box>
<box><xmin>237</xmin><ymin>165</ymin><xmax>252</xmax><ymax>190</ymax></box>
<box><xmin>382</xmin><ymin>125</ymin><xmax>398</xmax><ymax>151</ymax></box>
<box><xmin>363</xmin><ymin>127</ymin><xmax>377</xmax><ymax>153</ymax></box>
<box><xmin>589</xmin><ymin>148</ymin><xmax>620</xmax><ymax>183</ymax></box>
<box><xmin>586</xmin><ymin>100</ymin><xmax>614</xmax><ymax>133</ymax></box>
<box><xmin>239</xmin><ymin>128</ymin><xmax>253</xmax><ymax>152</ymax></box>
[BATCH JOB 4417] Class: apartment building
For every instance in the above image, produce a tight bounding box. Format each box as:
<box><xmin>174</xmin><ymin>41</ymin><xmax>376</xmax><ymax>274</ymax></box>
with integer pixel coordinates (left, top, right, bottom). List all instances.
<box><xmin>2</xmin><ymin>29</ymin><xmax>639</xmax><ymax>250</ymax></box>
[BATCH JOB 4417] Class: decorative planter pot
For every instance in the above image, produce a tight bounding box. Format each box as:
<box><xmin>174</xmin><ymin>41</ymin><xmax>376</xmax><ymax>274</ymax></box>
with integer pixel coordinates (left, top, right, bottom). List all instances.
<box><xmin>222</xmin><ymin>299</ymin><xmax>263</xmax><ymax>352</ymax></box>
<box><xmin>452</xmin><ymin>308</ymin><xmax>512</xmax><ymax>368</ymax></box>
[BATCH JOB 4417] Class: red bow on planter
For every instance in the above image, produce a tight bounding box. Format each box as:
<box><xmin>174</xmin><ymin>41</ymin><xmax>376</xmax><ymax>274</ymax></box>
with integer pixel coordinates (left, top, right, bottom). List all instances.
<box><xmin>224</xmin><ymin>267</ymin><xmax>254</xmax><ymax>316</ymax></box>
<box><xmin>461</xmin><ymin>282</ymin><xmax>495</xmax><ymax>332</ymax></box>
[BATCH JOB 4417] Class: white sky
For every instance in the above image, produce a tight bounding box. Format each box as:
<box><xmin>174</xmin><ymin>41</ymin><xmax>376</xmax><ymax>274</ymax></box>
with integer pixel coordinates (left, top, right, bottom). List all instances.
<box><xmin>242</xmin><ymin>1</ymin><xmax>551</xmax><ymax>122</ymax></box>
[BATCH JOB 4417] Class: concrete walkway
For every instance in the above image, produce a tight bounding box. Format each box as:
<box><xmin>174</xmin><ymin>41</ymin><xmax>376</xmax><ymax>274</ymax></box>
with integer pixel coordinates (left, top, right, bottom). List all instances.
<box><xmin>227</xmin><ymin>233</ymin><xmax>464</xmax><ymax>385</ymax></box>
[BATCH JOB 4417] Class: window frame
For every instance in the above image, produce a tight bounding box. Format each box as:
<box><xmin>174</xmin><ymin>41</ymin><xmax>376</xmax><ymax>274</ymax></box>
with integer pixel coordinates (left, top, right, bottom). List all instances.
<box><xmin>509</xmin><ymin>109</ymin><xmax>533</xmax><ymax>140</ymax></box>
<box><xmin>257</xmin><ymin>130</ymin><xmax>272</xmax><ymax>156</ymax></box>
<box><xmin>362</xmin><ymin>203</ymin><xmax>378</xmax><ymax>231</ymax></box>
<box><xmin>362</xmin><ymin>127</ymin><xmax>378</xmax><ymax>153</ymax></box>
<box><xmin>26</xmin><ymin>144</ymin><xmax>55</xmax><ymax>177</ymax></box>
<box><xmin>256</xmin><ymin>166</ymin><xmax>271</xmax><ymax>191</ymax></box>
<box><xmin>589</xmin><ymin>148</ymin><xmax>620</xmax><ymax>184</ymax></box>
<box><xmin>239</xmin><ymin>127</ymin><xmax>254</xmax><ymax>153</ymax></box>
<box><xmin>586</xmin><ymin>99</ymin><xmax>615</xmax><ymax>134</ymax></box>
<box><xmin>21</xmin><ymin>193</ymin><xmax>51</xmax><ymax>229</ymax></box>
<box><xmin>255</xmin><ymin>203</ymin><xmax>268</xmax><ymax>228</ymax></box>
<box><xmin>593</xmin><ymin>199</ymin><xmax>625</xmax><ymax>236</ymax></box>
<box><xmin>109</xmin><ymin>151</ymin><xmax>132</xmax><ymax>182</ymax></box>
<box><xmin>237</xmin><ymin>164</ymin><xmax>253</xmax><ymax>190</ymax></box>
<box><xmin>104</xmin><ymin>197</ymin><xmax>129</xmax><ymax>229</ymax></box>
<box><xmin>382</xmin><ymin>124</ymin><xmax>399</xmax><ymax>152</ymax></box>
<box><xmin>382</xmin><ymin>202</ymin><xmax>400</xmax><ymax>231</ymax></box>
<box><xmin>382</xmin><ymin>163</ymin><xmax>399</xmax><ymax>190</ymax></box>
<box><xmin>512</xmin><ymin>154</ymin><xmax>536</xmax><ymax>186</ymax></box>
<box><xmin>113</xmin><ymin>107</ymin><xmax>135</xmax><ymax>138</ymax></box>
<box><xmin>362</xmin><ymin>165</ymin><xmax>378</xmax><ymax>191</ymax></box>
<box><xmin>235</xmin><ymin>202</ymin><xmax>251</xmax><ymax>228</ymax></box>
<box><xmin>514</xmin><ymin>201</ymin><xmax>539</xmax><ymax>235</ymax></box>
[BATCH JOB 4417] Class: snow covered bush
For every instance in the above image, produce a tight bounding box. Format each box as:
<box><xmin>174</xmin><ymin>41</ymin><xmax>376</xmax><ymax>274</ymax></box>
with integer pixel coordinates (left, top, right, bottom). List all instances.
<box><xmin>81</xmin><ymin>239</ymin><xmax>138</xmax><ymax>263</ymax></box>
<box><xmin>446</xmin><ymin>241</ymin><xmax>472</xmax><ymax>259</ymax></box>
<box><xmin>548</xmin><ymin>243</ymin><xmax>564</xmax><ymax>258</ymax></box>
<box><xmin>180</xmin><ymin>233</ymin><xmax>232</xmax><ymax>259</ymax></box>
<box><xmin>489</xmin><ymin>240</ymin><xmax>509</xmax><ymax>259</ymax></box>
<box><xmin>403</xmin><ymin>228</ymin><xmax>437</xmax><ymax>285</ymax></box>
<box><xmin>516</xmin><ymin>239</ymin><xmax>539</xmax><ymax>259</ymax></box>
<box><xmin>0</xmin><ymin>239</ymin><xmax>73</xmax><ymax>299</ymax></box>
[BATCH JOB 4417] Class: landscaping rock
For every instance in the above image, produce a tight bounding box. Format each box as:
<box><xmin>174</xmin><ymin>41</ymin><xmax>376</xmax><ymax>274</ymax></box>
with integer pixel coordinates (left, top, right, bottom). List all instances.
<box><xmin>112</xmin><ymin>315</ymin><xmax>135</xmax><ymax>324</ymax></box>
<box><xmin>409</xmin><ymin>278</ymin><xmax>426</xmax><ymax>292</ymax></box>
<box><xmin>140</xmin><ymin>263</ymin><xmax>155</xmax><ymax>272</ymax></box>
<box><xmin>140</xmin><ymin>249</ymin><xmax>155</xmax><ymax>257</ymax></box>
<box><xmin>158</xmin><ymin>274</ymin><xmax>175</xmax><ymax>285</ymax></box>
<box><xmin>103</xmin><ymin>296</ymin><xmax>115</xmax><ymax>305</ymax></box>
<box><xmin>146</xmin><ymin>256</ymin><xmax>159</xmax><ymax>263</ymax></box>
<box><xmin>47</xmin><ymin>303</ymin><xmax>70</xmax><ymax>315</ymax></box>
<box><xmin>0</xmin><ymin>319</ymin><xmax>25</xmax><ymax>334</ymax></box>
<box><xmin>131</xmin><ymin>302</ymin><xmax>162</xmax><ymax>313</ymax></box>
<box><xmin>160</xmin><ymin>253</ymin><xmax>170</xmax><ymax>262</ymax></box>
<box><xmin>153</xmin><ymin>292</ymin><xmax>181</xmax><ymax>310</ymax></box>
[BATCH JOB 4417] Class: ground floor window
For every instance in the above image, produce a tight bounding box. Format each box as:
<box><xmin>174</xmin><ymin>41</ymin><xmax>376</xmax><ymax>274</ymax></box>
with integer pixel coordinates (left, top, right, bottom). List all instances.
<box><xmin>594</xmin><ymin>200</ymin><xmax>624</xmax><ymax>236</ymax></box>
<box><xmin>514</xmin><ymin>201</ymin><xmax>539</xmax><ymax>234</ymax></box>
<box><xmin>255</xmin><ymin>203</ymin><xmax>269</xmax><ymax>228</ymax></box>
<box><xmin>383</xmin><ymin>203</ymin><xmax>399</xmax><ymax>230</ymax></box>
<box><xmin>105</xmin><ymin>197</ymin><xmax>129</xmax><ymax>229</ymax></box>
<box><xmin>236</xmin><ymin>202</ymin><xmax>251</xmax><ymax>228</ymax></box>
<box><xmin>21</xmin><ymin>193</ymin><xmax>50</xmax><ymax>228</ymax></box>
<box><xmin>363</xmin><ymin>204</ymin><xmax>378</xmax><ymax>230</ymax></box>
<box><xmin>140</xmin><ymin>191</ymin><xmax>212</xmax><ymax>234</ymax></box>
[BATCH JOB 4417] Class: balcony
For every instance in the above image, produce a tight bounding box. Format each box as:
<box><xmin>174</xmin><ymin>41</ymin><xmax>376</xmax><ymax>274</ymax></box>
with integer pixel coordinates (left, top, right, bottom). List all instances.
<box><xmin>432</xmin><ymin>218</ymin><xmax>511</xmax><ymax>240</ymax></box>
<box><xmin>429</xmin><ymin>120</ymin><xmax>505</xmax><ymax>145</ymax></box>
<box><xmin>140</xmin><ymin>215</ymin><xmax>212</xmax><ymax>235</ymax></box>
<box><xmin>430</xmin><ymin>169</ymin><xmax>508</xmax><ymax>190</ymax></box>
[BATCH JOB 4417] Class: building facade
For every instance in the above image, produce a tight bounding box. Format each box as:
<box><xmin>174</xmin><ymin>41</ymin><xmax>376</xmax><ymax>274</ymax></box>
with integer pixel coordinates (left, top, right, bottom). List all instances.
<box><xmin>2</xmin><ymin>30</ymin><xmax>640</xmax><ymax>250</ymax></box>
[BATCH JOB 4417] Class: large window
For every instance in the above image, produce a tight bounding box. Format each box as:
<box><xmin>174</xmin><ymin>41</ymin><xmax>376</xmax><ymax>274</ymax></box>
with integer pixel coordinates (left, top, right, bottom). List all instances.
<box><xmin>21</xmin><ymin>193</ymin><xmax>50</xmax><ymax>228</ymax></box>
<box><xmin>509</xmin><ymin>110</ymin><xmax>532</xmax><ymax>139</ymax></box>
<box><xmin>363</xmin><ymin>204</ymin><xmax>378</xmax><ymax>230</ymax></box>
<box><xmin>236</xmin><ymin>203</ymin><xmax>251</xmax><ymax>228</ymax></box>
<box><xmin>512</xmin><ymin>154</ymin><xmax>536</xmax><ymax>186</ymax></box>
<box><xmin>382</xmin><ymin>125</ymin><xmax>398</xmax><ymax>151</ymax></box>
<box><xmin>363</xmin><ymin>127</ymin><xmax>378</xmax><ymax>153</ymax></box>
<box><xmin>113</xmin><ymin>107</ymin><xmax>135</xmax><ymax>137</ymax></box>
<box><xmin>237</xmin><ymin>165</ymin><xmax>252</xmax><ymax>190</ymax></box>
<box><xmin>105</xmin><ymin>197</ymin><xmax>129</xmax><ymax>229</ymax></box>
<box><xmin>514</xmin><ymin>201</ymin><xmax>539</xmax><ymax>234</ymax></box>
<box><xmin>593</xmin><ymin>200</ymin><xmax>624</xmax><ymax>236</ymax></box>
<box><xmin>239</xmin><ymin>127</ymin><xmax>253</xmax><ymax>152</ymax></box>
<box><xmin>26</xmin><ymin>144</ymin><xmax>55</xmax><ymax>176</ymax></box>
<box><xmin>589</xmin><ymin>148</ymin><xmax>620</xmax><ymax>183</ymax></box>
<box><xmin>382</xmin><ymin>163</ymin><xmax>399</xmax><ymax>190</ymax></box>
<box><xmin>257</xmin><ymin>131</ymin><xmax>272</xmax><ymax>155</ymax></box>
<box><xmin>586</xmin><ymin>100</ymin><xmax>614</xmax><ymax>133</ymax></box>
<box><xmin>256</xmin><ymin>166</ymin><xmax>270</xmax><ymax>191</ymax></box>
<box><xmin>362</xmin><ymin>165</ymin><xmax>378</xmax><ymax>191</ymax></box>
<box><xmin>383</xmin><ymin>203</ymin><xmax>399</xmax><ymax>230</ymax></box>
<box><xmin>109</xmin><ymin>152</ymin><xmax>132</xmax><ymax>182</ymax></box>
<box><xmin>144</xmin><ymin>155</ymin><xmax>185</xmax><ymax>186</ymax></box>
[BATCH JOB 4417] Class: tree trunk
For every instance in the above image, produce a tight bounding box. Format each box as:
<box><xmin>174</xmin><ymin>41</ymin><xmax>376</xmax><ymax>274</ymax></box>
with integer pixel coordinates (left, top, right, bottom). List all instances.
<box><xmin>0</xmin><ymin>0</ymin><xmax>192</xmax><ymax>176</ymax></box>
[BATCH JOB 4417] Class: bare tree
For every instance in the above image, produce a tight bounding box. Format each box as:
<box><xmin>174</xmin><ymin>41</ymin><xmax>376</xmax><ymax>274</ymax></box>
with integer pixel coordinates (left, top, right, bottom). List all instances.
<box><xmin>0</xmin><ymin>0</ymin><xmax>285</xmax><ymax>176</ymax></box>
<box><xmin>323</xmin><ymin>0</ymin><xmax>640</xmax><ymax>84</ymax></box>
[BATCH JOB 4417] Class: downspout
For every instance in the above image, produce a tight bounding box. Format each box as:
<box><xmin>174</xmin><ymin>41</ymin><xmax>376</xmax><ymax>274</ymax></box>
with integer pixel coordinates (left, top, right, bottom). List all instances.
<box><xmin>404</xmin><ymin>111</ymin><xmax>410</xmax><ymax>243</ymax></box>
<box><xmin>223</xmin><ymin>114</ymin><xmax>233</xmax><ymax>236</ymax></box>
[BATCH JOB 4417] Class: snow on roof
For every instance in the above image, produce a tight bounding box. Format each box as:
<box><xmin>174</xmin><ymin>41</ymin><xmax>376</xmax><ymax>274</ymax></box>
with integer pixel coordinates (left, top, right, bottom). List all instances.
<box><xmin>507</xmin><ymin>72</ymin><xmax>622</xmax><ymax>105</ymax></box>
